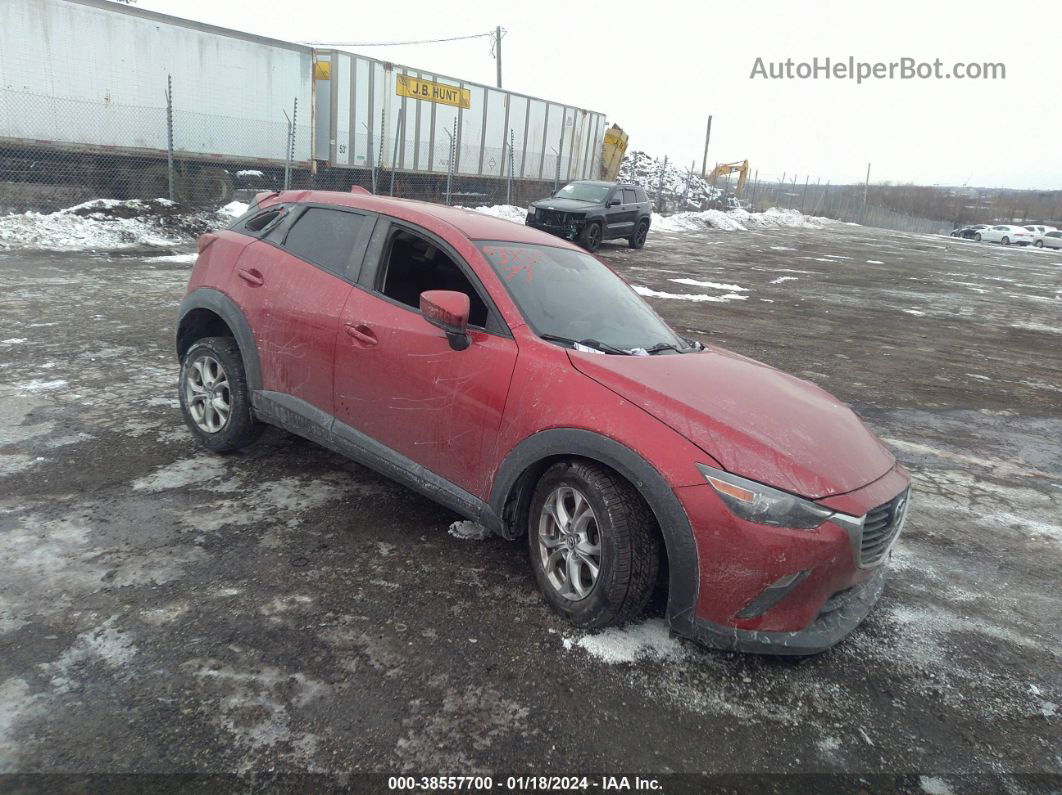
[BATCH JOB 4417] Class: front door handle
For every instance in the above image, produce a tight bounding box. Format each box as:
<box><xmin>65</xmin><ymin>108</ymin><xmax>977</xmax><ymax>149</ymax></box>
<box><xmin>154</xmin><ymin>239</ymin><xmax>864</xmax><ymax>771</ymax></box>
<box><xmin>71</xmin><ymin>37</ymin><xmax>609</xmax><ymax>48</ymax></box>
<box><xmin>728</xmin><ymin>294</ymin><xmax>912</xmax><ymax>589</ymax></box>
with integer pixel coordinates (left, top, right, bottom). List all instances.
<box><xmin>237</xmin><ymin>268</ymin><xmax>264</xmax><ymax>286</ymax></box>
<box><xmin>344</xmin><ymin>323</ymin><xmax>378</xmax><ymax>346</ymax></box>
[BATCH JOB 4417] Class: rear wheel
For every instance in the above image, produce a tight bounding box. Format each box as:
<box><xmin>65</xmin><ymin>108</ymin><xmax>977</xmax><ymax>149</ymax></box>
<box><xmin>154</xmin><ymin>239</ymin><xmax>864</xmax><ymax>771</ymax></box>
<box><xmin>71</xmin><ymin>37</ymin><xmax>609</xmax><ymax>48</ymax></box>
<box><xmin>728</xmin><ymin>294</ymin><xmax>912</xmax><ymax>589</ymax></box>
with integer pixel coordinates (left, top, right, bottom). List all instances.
<box><xmin>190</xmin><ymin>167</ymin><xmax>235</xmax><ymax>206</ymax></box>
<box><xmin>974</xmin><ymin>233</ymin><xmax>982</xmax><ymax>242</ymax></box>
<box><xmin>628</xmin><ymin>219</ymin><xmax>650</xmax><ymax>249</ymax></box>
<box><xmin>1034</xmin><ymin>240</ymin><xmax>1044</xmax><ymax>248</ymax></box>
<box><xmin>178</xmin><ymin>336</ymin><xmax>263</xmax><ymax>453</ymax></box>
<box><xmin>579</xmin><ymin>221</ymin><xmax>602</xmax><ymax>252</ymax></box>
<box><xmin>528</xmin><ymin>461</ymin><xmax>659</xmax><ymax>629</ymax></box>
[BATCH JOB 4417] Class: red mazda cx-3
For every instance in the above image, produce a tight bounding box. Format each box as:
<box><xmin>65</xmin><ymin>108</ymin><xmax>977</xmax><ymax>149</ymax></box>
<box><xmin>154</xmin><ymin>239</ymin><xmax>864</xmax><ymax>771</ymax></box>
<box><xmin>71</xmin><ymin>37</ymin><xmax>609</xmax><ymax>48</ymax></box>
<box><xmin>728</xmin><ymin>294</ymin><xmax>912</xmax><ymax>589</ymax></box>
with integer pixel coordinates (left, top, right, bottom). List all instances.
<box><xmin>176</xmin><ymin>189</ymin><xmax>911</xmax><ymax>655</ymax></box>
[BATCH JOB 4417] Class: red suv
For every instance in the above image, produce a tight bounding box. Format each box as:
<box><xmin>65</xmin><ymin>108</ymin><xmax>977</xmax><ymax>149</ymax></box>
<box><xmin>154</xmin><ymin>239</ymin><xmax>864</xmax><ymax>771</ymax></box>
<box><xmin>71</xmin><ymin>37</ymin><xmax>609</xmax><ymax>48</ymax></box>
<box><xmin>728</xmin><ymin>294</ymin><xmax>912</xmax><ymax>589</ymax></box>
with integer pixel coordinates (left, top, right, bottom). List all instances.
<box><xmin>176</xmin><ymin>189</ymin><xmax>911</xmax><ymax>655</ymax></box>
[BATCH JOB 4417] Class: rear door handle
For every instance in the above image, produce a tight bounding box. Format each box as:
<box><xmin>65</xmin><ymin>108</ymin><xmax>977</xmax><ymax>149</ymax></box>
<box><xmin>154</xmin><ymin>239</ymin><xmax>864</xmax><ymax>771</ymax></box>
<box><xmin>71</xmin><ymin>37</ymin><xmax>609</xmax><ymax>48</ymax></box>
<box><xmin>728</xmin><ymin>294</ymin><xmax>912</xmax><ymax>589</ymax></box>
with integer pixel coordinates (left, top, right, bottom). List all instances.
<box><xmin>237</xmin><ymin>267</ymin><xmax>264</xmax><ymax>286</ymax></box>
<box><xmin>344</xmin><ymin>323</ymin><xmax>378</xmax><ymax>346</ymax></box>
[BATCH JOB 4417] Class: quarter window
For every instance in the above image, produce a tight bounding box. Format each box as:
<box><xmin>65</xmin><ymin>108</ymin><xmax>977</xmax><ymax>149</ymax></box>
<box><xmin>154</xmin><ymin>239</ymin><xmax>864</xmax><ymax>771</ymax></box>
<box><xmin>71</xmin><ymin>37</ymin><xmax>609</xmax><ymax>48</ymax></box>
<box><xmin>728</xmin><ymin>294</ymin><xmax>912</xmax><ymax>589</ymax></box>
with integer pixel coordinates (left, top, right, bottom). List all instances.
<box><xmin>283</xmin><ymin>208</ymin><xmax>365</xmax><ymax>276</ymax></box>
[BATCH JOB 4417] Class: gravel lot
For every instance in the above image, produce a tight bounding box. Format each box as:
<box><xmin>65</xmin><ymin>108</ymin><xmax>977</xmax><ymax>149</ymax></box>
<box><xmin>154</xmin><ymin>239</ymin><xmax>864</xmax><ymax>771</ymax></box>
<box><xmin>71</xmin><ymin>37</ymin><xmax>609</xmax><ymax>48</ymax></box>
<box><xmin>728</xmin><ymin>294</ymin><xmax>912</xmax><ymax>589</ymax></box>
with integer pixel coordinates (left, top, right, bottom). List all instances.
<box><xmin>0</xmin><ymin>219</ymin><xmax>1059</xmax><ymax>785</ymax></box>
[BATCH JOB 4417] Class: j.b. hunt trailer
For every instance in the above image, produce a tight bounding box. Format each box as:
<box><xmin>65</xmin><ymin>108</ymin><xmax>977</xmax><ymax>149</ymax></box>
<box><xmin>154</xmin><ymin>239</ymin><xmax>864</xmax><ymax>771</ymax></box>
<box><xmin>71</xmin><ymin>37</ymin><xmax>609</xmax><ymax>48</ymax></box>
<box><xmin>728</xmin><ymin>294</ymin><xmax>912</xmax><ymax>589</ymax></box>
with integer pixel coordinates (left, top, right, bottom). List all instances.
<box><xmin>0</xmin><ymin>0</ymin><xmax>617</xmax><ymax>205</ymax></box>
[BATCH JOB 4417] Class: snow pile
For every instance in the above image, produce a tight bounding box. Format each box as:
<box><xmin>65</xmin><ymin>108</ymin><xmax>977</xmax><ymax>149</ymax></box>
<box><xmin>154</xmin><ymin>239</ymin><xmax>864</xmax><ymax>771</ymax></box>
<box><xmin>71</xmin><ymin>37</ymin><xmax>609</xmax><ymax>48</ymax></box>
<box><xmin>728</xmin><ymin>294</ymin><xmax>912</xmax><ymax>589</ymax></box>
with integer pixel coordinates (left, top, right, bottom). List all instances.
<box><xmin>619</xmin><ymin>150</ymin><xmax>721</xmax><ymax>209</ymax></box>
<box><xmin>0</xmin><ymin>199</ymin><xmax>244</xmax><ymax>252</ymax></box>
<box><xmin>653</xmin><ymin>206</ymin><xmax>834</xmax><ymax>234</ymax></box>
<box><xmin>562</xmin><ymin>619</ymin><xmax>687</xmax><ymax>664</ymax></box>
<box><xmin>465</xmin><ymin>204</ymin><xmax>527</xmax><ymax>224</ymax></box>
<box><xmin>447</xmin><ymin>520</ymin><xmax>492</xmax><ymax>541</ymax></box>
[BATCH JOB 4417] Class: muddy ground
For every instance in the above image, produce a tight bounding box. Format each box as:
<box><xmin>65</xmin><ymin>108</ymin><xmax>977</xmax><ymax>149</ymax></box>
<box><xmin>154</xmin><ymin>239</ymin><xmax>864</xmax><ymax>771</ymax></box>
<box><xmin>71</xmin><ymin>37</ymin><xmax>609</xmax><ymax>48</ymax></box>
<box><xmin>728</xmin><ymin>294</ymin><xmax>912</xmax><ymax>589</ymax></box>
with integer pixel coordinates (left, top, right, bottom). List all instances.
<box><xmin>0</xmin><ymin>221</ymin><xmax>1059</xmax><ymax>788</ymax></box>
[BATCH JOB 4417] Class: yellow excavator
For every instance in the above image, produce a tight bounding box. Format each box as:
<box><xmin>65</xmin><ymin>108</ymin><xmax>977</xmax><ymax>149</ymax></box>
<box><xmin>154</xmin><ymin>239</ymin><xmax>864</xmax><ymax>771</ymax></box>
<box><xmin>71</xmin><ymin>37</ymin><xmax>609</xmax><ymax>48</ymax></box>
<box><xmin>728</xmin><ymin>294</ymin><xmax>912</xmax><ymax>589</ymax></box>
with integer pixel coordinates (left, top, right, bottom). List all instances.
<box><xmin>707</xmin><ymin>160</ymin><xmax>750</xmax><ymax>195</ymax></box>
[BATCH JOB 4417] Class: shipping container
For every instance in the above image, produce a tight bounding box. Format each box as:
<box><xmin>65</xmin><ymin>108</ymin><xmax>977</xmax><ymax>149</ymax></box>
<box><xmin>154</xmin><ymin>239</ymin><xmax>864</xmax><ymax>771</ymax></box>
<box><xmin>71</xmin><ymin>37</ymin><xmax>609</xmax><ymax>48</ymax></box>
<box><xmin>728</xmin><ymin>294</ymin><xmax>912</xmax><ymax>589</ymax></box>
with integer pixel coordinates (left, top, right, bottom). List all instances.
<box><xmin>312</xmin><ymin>50</ymin><xmax>608</xmax><ymax>184</ymax></box>
<box><xmin>0</xmin><ymin>0</ymin><xmax>314</xmax><ymax>165</ymax></box>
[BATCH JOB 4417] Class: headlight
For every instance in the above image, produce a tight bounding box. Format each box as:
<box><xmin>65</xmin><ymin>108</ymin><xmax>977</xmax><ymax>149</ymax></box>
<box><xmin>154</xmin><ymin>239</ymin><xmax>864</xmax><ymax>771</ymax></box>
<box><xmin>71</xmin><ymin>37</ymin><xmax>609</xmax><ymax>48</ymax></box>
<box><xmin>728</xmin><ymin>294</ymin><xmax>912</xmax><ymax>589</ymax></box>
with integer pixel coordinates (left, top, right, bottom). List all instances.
<box><xmin>696</xmin><ymin>464</ymin><xmax>861</xmax><ymax>531</ymax></box>
<box><xmin>526</xmin><ymin>206</ymin><xmax>537</xmax><ymax>216</ymax></box>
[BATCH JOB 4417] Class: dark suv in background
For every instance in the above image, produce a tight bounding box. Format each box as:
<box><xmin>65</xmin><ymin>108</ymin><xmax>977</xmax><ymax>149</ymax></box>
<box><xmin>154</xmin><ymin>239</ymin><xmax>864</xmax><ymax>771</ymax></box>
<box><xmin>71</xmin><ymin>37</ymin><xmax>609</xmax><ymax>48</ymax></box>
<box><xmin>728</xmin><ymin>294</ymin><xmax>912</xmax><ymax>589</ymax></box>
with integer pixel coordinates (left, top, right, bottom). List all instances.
<box><xmin>526</xmin><ymin>180</ymin><xmax>652</xmax><ymax>252</ymax></box>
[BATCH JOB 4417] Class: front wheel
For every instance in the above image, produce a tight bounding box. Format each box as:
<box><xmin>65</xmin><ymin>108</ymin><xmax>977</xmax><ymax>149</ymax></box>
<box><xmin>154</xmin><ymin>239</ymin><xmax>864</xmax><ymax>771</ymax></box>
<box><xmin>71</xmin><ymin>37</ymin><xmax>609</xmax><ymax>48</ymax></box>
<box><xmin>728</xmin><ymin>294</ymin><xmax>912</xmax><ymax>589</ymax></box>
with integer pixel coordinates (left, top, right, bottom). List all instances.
<box><xmin>178</xmin><ymin>336</ymin><xmax>263</xmax><ymax>453</ymax></box>
<box><xmin>1001</xmin><ymin>236</ymin><xmax>1010</xmax><ymax>246</ymax></box>
<box><xmin>628</xmin><ymin>219</ymin><xmax>650</xmax><ymax>249</ymax></box>
<box><xmin>528</xmin><ymin>461</ymin><xmax>660</xmax><ymax>629</ymax></box>
<box><xmin>579</xmin><ymin>221</ymin><xmax>602</xmax><ymax>252</ymax></box>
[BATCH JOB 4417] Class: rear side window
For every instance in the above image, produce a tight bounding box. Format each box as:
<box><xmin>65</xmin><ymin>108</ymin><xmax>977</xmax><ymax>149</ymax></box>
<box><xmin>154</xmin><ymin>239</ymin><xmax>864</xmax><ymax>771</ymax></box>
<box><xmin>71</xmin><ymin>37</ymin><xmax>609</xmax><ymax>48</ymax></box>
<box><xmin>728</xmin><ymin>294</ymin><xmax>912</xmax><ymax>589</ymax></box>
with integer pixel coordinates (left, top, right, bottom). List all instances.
<box><xmin>283</xmin><ymin>208</ymin><xmax>365</xmax><ymax>276</ymax></box>
<box><xmin>623</xmin><ymin>189</ymin><xmax>638</xmax><ymax>204</ymax></box>
<box><xmin>231</xmin><ymin>204</ymin><xmax>287</xmax><ymax>235</ymax></box>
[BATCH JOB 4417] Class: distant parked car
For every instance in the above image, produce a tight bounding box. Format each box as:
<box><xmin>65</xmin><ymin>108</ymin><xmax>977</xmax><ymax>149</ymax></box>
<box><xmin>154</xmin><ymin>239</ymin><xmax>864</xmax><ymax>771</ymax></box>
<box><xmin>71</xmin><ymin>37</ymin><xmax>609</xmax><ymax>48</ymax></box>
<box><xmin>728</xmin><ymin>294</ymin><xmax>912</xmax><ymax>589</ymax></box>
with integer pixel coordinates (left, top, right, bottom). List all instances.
<box><xmin>1023</xmin><ymin>225</ymin><xmax>1058</xmax><ymax>246</ymax></box>
<box><xmin>1036</xmin><ymin>230</ymin><xmax>1062</xmax><ymax>249</ymax></box>
<box><xmin>950</xmin><ymin>224</ymin><xmax>988</xmax><ymax>239</ymax></box>
<box><xmin>975</xmin><ymin>225</ymin><xmax>1035</xmax><ymax>246</ymax></box>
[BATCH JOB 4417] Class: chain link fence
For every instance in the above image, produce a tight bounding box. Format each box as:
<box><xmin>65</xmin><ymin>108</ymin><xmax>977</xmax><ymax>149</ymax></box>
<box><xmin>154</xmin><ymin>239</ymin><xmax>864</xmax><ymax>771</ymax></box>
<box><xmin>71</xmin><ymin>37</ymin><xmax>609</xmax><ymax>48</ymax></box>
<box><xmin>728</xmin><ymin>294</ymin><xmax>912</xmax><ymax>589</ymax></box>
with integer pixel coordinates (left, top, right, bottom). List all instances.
<box><xmin>0</xmin><ymin>84</ymin><xmax>572</xmax><ymax>215</ymax></box>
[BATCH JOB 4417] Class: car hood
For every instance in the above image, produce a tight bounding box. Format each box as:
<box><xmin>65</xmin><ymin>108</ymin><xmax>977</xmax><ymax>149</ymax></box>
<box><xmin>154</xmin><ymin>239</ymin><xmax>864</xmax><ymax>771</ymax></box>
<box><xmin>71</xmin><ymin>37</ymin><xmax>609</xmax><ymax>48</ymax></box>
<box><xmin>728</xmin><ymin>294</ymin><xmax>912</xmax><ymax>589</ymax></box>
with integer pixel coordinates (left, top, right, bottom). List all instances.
<box><xmin>530</xmin><ymin>197</ymin><xmax>597</xmax><ymax>213</ymax></box>
<box><xmin>569</xmin><ymin>347</ymin><xmax>895</xmax><ymax>499</ymax></box>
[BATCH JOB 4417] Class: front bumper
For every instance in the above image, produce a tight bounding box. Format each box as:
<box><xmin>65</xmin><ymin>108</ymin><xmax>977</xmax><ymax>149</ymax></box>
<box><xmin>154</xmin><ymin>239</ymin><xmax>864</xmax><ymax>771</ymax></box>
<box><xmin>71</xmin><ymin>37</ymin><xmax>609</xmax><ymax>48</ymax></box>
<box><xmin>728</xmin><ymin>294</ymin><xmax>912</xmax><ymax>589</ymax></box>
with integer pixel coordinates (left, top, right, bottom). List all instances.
<box><xmin>526</xmin><ymin>213</ymin><xmax>584</xmax><ymax>240</ymax></box>
<box><xmin>673</xmin><ymin>565</ymin><xmax>886</xmax><ymax>655</ymax></box>
<box><xmin>669</xmin><ymin>465</ymin><xmax>910</xmax><ymax>655</ymax></box>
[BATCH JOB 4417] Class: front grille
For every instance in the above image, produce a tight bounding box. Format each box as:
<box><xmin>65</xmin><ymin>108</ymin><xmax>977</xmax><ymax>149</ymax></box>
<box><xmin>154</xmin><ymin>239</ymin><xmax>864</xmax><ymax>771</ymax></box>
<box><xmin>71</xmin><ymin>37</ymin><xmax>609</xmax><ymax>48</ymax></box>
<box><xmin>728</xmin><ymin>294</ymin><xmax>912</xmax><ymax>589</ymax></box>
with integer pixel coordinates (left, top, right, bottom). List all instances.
<box><xmin>537</xmin><ymin>209</ymin><xmax>577</xmax><ymax>227</ymax></box>
<box><xmin>859</xmin><ymin>487</ymin><xmax>910</xmax><ymax>566</ymax></box>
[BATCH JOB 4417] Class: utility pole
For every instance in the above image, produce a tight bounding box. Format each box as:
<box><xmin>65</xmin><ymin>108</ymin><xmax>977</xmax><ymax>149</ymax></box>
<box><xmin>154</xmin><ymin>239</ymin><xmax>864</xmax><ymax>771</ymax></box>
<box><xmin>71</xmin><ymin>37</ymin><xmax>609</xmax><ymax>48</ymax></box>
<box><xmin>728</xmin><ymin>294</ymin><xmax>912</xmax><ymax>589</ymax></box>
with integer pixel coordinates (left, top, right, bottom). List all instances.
<box><xmin>862</xmin><ymin>162</ymin><xmax>871</xmax><ymax>223</ymax></box>
<box><xmin>495</xmin><ymin>26</ymin><xmax>503</xmax><ymax>88</ymax></box>
<box><xmin>700</xmin><ymin>116</ymin><xmax>712</xmax><ymax>178</ymax></box>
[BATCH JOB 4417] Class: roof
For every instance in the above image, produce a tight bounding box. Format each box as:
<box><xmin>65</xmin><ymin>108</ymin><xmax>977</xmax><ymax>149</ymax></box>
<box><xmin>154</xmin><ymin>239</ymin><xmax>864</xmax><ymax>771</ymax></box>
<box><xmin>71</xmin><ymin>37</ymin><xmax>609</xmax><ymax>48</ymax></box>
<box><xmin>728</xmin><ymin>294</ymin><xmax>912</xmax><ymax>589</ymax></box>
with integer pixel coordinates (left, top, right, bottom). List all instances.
<box><xmin>262</xmin><ymin>190</ymin><xmax>584</xmax><ymax>250</ymax></box>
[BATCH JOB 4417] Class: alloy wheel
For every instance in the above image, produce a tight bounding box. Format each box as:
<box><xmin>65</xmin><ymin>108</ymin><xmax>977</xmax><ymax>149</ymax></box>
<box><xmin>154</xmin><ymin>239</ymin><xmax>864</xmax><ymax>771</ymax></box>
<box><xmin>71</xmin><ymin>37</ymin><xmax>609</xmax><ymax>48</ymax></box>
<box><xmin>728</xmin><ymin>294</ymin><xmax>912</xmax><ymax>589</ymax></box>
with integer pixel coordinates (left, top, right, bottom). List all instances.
<box><xmin>184</xmin><ymin>354</ymin><xmax>231</xmax><ymax>433</ymax></box>
<box><xmin>537</xmin><ymin>485</ymin><xmax>602</xmax><ymax>601</ymax></box>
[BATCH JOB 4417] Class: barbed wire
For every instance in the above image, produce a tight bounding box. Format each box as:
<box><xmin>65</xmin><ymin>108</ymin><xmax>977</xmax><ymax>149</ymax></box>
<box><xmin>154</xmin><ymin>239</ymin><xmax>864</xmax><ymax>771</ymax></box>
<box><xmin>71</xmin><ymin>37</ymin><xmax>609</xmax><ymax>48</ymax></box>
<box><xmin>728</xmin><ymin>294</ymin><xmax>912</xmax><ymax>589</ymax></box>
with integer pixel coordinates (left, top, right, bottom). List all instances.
<box><xmin>304</xmin><ymin>31</ymin><xmax>498</xmax><ymax>47</ymax></box>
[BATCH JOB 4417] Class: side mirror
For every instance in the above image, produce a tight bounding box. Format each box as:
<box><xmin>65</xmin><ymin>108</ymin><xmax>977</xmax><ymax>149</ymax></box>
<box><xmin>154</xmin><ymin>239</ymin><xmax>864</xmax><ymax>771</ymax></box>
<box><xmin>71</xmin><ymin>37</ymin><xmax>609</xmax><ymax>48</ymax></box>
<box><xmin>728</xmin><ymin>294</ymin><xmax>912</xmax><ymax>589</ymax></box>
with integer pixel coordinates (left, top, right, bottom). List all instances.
<box><xmin>607</xmin><ymin>198</ymin><xmax>621</xmax><ymax>207</ymax></box>
<box><xmin>420</xmin><ymin>290</ymin><xmax>471</xmax><ymax>351</ymax></box>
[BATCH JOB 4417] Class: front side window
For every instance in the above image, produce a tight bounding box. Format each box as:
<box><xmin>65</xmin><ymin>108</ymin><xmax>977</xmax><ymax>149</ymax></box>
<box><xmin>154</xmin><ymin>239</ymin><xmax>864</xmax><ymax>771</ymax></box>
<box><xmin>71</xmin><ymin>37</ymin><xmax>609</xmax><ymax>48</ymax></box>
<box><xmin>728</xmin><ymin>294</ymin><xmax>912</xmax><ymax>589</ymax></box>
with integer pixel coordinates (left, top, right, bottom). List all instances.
<box><xmin>477</xmin><ymin>241</ymin><xmax>687</xmax><ymax>353</ymax></box>
<box><xmin>284</xmin><ymin>208</ymin><xmax>365</xmax><ymax>275</ymax></box>
<box><xmin>554</xmin><ymin>182</ymin><xmax>610</xmax><ymax>203</ymax></box>
<box><xmin>378</xmin><ymin>229</ymin><xmax>489</xmax><ymax>327</ymax></box>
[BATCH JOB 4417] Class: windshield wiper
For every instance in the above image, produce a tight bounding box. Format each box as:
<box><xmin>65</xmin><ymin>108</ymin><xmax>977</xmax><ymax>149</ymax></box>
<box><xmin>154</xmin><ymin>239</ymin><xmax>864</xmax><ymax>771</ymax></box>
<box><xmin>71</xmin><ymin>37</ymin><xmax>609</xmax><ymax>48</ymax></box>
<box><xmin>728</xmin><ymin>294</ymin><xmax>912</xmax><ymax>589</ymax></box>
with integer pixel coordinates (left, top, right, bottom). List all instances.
<box><xmin>540</xmin><ymin>334</ymin><xmax>631</xmax><ymax>355</ymax></box>
<box><xmin>644</xmin><ymin>341</ymin><xmax>683</xmax><ymax>355</ymax></box>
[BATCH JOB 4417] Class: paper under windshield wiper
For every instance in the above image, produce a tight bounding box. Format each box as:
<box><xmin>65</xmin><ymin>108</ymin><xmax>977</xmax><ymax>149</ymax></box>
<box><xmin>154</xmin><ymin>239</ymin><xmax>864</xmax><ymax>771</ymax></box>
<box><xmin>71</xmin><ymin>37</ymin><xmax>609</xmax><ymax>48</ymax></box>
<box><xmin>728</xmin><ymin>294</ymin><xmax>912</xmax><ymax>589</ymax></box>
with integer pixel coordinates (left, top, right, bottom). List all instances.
<box><xmin>540</xmin><ymin>334</ymin><xmax>631</xmax><ymax>355</ymax></box>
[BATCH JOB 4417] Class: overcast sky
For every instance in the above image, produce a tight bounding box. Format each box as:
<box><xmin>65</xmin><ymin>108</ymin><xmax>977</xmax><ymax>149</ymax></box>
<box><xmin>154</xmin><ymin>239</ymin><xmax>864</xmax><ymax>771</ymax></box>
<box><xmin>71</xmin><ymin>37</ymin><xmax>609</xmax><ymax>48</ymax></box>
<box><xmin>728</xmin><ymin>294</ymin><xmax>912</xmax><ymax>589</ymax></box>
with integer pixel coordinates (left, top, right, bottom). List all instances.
<box><xmin>137</xmin><ymin>0</ymin><xmax>1062</xmax><ymax>189</ymax></box>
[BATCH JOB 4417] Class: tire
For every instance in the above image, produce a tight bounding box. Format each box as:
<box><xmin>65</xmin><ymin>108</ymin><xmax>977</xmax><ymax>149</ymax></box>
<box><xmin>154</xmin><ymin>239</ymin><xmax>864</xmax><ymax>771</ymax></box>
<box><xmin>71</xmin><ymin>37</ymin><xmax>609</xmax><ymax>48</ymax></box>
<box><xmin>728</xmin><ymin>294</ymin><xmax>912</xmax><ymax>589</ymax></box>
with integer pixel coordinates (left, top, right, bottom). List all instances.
<box><xmin>579</xmin><ymin>221</ymin><xmax>603</xmax><ymax>252</ymax></box>
<box><xmin>628</xmin><ymin>219</ymin><xmax>650</xmax><ymax>249</ymax></box>
<box><xmin>528</xmin><ymin>461</ymin><xmax>660</xmax><ymax>629</ymax></box>
<box><xmin>178</xmin><ymin>336</ymin><xmax>263</xmax><ymax>453</ymax></box>
<box><xmin>1000</xmin><ymin>236</ymin><xmax>1010</xmax><ymax>246</ymax></box>
<box><xmin>1035</xmin><ymin>240</ymin><xmax>1044</xmax><ymax>248</ymax></box>
<box><xmin>974</xmin><ymin>233</ymin><xmax>982</xmax><ymax>242</ymax></box>
<box><xmin>122</xmin><ymin>164</ymin><xmax>170</xmax><ymax>200</ymax></box>
<box><xmin>190</xmin><ymin>167</ymin><xmax>235</xmax><ymax>206</ymax></box>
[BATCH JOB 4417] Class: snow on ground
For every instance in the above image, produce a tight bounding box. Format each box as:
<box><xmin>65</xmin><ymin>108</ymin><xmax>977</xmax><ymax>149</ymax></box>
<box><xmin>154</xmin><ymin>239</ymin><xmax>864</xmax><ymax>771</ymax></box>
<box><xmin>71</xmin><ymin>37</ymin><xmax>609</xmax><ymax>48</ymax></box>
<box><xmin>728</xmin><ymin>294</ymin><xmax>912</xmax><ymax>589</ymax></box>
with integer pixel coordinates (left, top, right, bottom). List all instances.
<box><xmin>146</xmin><ymin>253</ymin><xmax>198</xmax><ymax>264</ymax></box>
<box><xmin>633</xmin><ymin>285</ymin><xmax>747</xmax><ymax>303</ymax></box>
<box><xmin>654</xmin><ymin>207</ymin><xmax>834</xmax><ymax>233</ymax></box>
<box><xmin>0</xmin><ymin>199</ymin><xmax>244</xmax><ymax>252</ymax></box>
<box><xmin>447</xmin><ymin>520</ymin><xmax>492</xmax><ymax>541</ymax></box>
<box><xmin>562</xmin><ymin>619</ymin><xmax>687</xmax><ymax>664</ymax></box>
<box><xmin>464</xmin><ymin>204</ymin><xmax>526</xmax><ymax>224</ymax></box>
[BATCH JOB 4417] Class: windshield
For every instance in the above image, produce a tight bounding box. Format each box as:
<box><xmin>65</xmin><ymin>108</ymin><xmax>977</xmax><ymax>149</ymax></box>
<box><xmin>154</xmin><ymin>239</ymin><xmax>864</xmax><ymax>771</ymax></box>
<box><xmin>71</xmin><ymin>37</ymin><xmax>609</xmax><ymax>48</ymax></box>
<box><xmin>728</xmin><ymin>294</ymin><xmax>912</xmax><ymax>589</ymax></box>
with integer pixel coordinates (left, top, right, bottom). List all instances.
<box><xmin>477</xmin><ymin>241</ymin><xmax>688</xmax><ymax>352</ymax></box>
<box><xmin>554</xmin><ymin>183</ymin><xmax>610</xmax><ymax>203</ymax></box>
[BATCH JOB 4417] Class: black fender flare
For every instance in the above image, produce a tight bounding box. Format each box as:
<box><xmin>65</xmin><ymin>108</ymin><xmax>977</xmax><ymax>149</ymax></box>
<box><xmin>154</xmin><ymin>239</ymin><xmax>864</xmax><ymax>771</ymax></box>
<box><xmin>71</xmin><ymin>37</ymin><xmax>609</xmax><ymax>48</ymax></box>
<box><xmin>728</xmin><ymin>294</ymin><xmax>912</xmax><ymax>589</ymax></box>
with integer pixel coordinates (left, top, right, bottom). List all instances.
<box><xmin>489</xmin><ymin>428</ymin><xmax>699</xmax><ymax>627</ymax></box>
<box><xmin>176</xmin><ymin>287</ymin><xmax>262</xmax><ymax>392</ymax></box>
